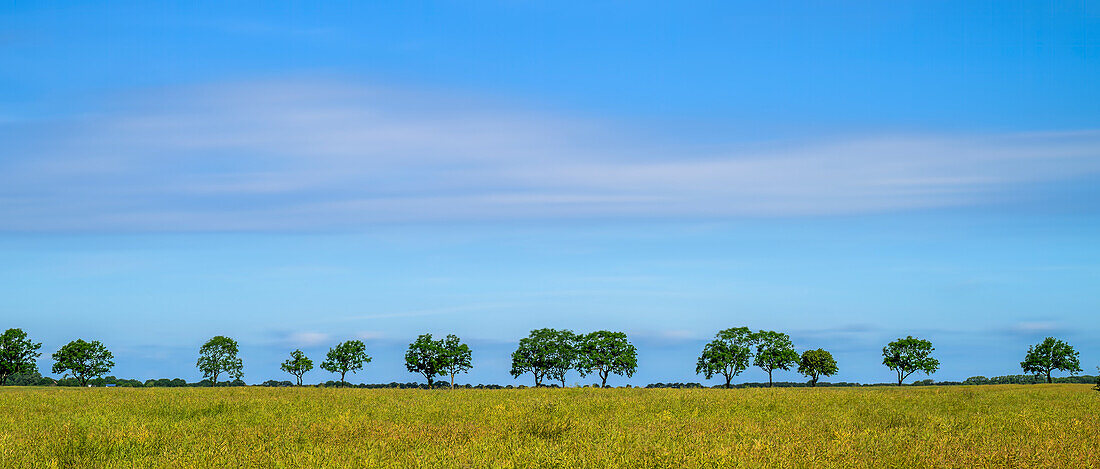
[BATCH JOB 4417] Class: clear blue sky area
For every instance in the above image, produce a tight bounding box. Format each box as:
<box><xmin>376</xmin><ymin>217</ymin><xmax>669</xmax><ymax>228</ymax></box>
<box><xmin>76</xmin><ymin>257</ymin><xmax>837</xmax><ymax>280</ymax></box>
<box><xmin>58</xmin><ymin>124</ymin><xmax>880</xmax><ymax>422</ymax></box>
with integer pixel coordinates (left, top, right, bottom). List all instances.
<box><xmin>1</xmin><ymin>1</ymin><xmax>1098</xmax><ymax>385</ymax></box>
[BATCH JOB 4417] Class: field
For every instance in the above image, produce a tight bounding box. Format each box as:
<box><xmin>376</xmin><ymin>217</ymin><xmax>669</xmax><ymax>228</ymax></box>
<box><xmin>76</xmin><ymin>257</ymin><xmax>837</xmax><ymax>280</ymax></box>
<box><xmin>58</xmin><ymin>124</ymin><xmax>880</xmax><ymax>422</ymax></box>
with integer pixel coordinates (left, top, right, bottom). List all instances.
<box><xmin>2</xmin><ymin>385</ymin><xmax>1097</xmax><ymax>467</ymax></box>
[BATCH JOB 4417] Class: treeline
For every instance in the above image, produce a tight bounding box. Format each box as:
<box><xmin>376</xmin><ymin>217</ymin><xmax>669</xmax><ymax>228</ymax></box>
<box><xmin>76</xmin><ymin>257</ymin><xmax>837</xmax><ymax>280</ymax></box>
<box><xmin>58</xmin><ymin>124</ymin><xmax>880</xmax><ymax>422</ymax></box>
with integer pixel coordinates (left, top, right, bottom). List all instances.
<box><xmin>1</xmin><ymin>327</ymin><xmax>1094</xmax><ymax>389</ymax></box>
<box><xmin>648</xmin><ymin>374</ymin><xmax>1099</xmax><ymax>388</ymax></box>
<box><xmin>5</xmin><ymin>372</ymin><xmax>1095</xmax><ymax>388</ymax></box>
<box><xmin>959</xmin><ymin>375</ymin><xmax>1097</xmax><ymax>385</ymax></box>
<box><xmin>1</xmin><ymin>372</ymin><xmax>245</xmax><ymax>388</ymax></box>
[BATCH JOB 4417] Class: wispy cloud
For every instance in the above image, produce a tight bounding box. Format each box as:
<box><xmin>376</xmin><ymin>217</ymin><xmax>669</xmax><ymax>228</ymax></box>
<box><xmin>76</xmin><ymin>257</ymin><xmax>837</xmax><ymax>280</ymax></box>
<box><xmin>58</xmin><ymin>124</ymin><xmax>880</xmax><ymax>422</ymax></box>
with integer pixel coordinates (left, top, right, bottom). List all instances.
<box><xmin>1001</xmin><ymin>321</ymin><xmax>1070</xmax><ymax>337</ymax></box>
<box><xmin>264</xmin><ymin>330</ymin><xmax>332</xmax><ymax>348</ymax></box>
<box><xmin>3</xmin><ymin>78</ymin><xmax>1099</xmax><ymax>231</ymax></box>
<box><xmin>329</xmin><ymin>303</ymin><xmax>515</xmax><ymax>323</ymax></box>
<box><xmin>630</xmin><ymin>329</ymin><xmax>702</xmax><ymax>348</ymax></box>
<box><xmin>353</xmin><ymin>331</ymin><xmax>385</xmax><ymax>341</ymax></box>
<box><xmin>287</xmin><ymin>331</ymin><xmax>330</xmax><ymax>348</ymax></box>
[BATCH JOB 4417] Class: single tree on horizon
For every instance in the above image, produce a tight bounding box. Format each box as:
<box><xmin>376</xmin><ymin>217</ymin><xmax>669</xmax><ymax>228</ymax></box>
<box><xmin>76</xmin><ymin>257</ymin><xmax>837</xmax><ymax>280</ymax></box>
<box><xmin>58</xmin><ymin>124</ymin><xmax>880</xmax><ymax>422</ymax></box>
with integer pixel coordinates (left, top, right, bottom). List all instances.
<box><xmin>0</xmin><ymin>328</ymin><xmax>42</xmax><ymax>386</ymax></box>
<box><xmin>696</xmin><ymin>327</ymin><xmax>754</xmax><ymax>389</ymax></box>
<box><xmin>440</xmin><ymin>334</ymin><xmax>472</xmax><ymax>389</ymax></box>
<box><xmin>547</xmin><ymin>330</ymin><xmax>579</xmax><ymax>387</ymax></box>
<box><xmin>752</xmin><ymin>330</ymin><xmax>799</xmax><ymax>387</ymax></box>
<box><xmin>405</xmin><ymin>334</ymin><xmax>447</xmax><ymax>386</ymax></box>
<box><xmin>882</xmin><ymin>336</ymin><xmax>939</xmax><ymax>386</ymax></box>
<box><xmin>577</xmin><ymin>330</ymin><xmax>637</xmax><ymax>387</ymax></box>
<box><xmin>321</xmin><ymin>340</ymin><xmax>370</xmax><ymax>386</ymax></box>
<box><xmin>1020</xmin><ymin>337</ymin><xmax>1082</xmax><ymax>383</ymax></box>
<box><xmin>798</xmin><ymin>348</ymin><xmax>838</xmax><ymax>387</ymax></box>
<box><xmin>196</xmin><ymin>336</ymin><xmax>244</xmax><ymax>386</ymax></box>
<box><xmin>280</xmin><ymin>349</ymin><xmax>314</xmax><ymax>386</ymax></box>
<box><xmin>52</xmin><ymin>339</ymin><xmax>114</xmax><ymax>387</ymax></box>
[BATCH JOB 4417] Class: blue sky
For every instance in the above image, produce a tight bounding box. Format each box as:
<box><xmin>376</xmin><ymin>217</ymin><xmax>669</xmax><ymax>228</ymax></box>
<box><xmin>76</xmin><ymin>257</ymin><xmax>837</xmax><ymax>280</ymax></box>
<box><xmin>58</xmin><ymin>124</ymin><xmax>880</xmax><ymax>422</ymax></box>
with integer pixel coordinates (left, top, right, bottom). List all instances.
<box><xmin>1</xmin><ymin>1</ymin><xmax>1098</xmax><ymax>385</ymax></box>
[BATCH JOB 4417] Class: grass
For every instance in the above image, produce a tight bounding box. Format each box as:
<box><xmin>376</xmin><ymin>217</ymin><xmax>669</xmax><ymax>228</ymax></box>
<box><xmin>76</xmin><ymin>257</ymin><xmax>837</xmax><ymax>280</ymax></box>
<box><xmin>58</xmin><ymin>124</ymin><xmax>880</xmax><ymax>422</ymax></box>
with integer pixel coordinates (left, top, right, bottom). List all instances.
<box><xmin>1</xmin><ymin>384</ymin><xmax>1097</xmax><ymax>467</ymax></box>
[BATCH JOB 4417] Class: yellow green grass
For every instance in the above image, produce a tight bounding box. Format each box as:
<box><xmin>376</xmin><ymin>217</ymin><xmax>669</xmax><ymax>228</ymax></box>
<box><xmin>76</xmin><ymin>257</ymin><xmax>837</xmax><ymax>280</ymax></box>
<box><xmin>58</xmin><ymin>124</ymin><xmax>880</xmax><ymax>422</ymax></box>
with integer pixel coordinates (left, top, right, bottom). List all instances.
<box><xmin>2</xmin><ymin>385</ymin><xmax>1097</xmax><ymax>467</ymax></box>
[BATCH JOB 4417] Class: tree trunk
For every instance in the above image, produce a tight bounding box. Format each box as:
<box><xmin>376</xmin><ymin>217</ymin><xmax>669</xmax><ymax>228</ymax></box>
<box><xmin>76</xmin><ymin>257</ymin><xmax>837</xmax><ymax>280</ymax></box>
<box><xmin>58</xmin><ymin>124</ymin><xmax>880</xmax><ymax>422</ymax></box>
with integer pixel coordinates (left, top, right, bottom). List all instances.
<box><xmin>600</xmin><ymin>371</ymin><xmax>608</xmax><ymax>388</ymax></box>
<box><xmin>768</xmin><ymin>370</ymin><xmax>773</xmax><ymax>387</ymax></box>
<box><xmin>1046</xmin><ymin>370</ymin><xmax>1052</xmax><ymax>384</ymax></box>
<box><xmin>340</xmin><ymin>372</ymin><xmax>346</xmax><ymax>386</ymax></box>
<box><xmin>724</xmin><ymin>374</ymin><xmax>731</xmax><ymax>389</ymax></box>
<box><xmin>811</xmin><ymin>375</ymin><xmax>818</xmax><ymax>387</ymax></box>
<box><xmin>450</xmin><ymin>373</ymin><xmax>455</xmax><ymax>389</ymax></box>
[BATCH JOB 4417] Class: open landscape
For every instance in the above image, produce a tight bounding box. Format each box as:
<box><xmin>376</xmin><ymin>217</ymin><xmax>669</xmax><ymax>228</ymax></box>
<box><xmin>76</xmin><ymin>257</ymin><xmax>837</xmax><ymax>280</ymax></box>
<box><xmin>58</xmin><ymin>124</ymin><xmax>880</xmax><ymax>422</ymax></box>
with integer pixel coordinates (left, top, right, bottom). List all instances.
<box><xmin>3</xmin><ymin>385</ymin><xmax>1098</xmax><ymax>467</ymax></box>
<box><xmin>4</xmin><ymin>2</ymin><xmax>1099</xmax><ymax>467</ymax></box>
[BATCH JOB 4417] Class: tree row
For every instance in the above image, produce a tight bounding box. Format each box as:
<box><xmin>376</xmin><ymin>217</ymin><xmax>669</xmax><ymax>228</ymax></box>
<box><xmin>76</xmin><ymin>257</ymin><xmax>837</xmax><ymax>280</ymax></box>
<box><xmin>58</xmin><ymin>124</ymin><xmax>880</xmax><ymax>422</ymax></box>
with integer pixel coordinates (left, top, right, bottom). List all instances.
<box><xmin>0</xmin><ymin>327</ymin><xmax>1088</xmax><ymax>388</ymax></box>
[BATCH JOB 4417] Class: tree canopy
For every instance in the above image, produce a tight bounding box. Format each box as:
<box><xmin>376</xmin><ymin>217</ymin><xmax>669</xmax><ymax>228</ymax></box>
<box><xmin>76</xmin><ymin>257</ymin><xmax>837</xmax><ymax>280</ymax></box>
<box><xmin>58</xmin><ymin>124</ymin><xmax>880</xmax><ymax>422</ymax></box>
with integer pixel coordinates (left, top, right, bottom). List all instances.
<box><xmin>196</xmin><ymin>336</ymin><xmax>244</xmax><ymax>386</ymax></box>
<box><xmin>280</xmin><ymin>349</ymin><xmax>314</xmax><ymax>386</ymax></box>
<box><xmin>440</xmin><ymin>334</ymin><xmax>473</xmax><ymax>388</ymax></box>
<box><xmin>882</xmin><ymin>336</ymin><xmax>939</xmax><ymax>386</ymax></box>
<box><xmin>0</xmin><ymin>328</ymin><xmax>42</xmax><ymax>386</ymax></box>
<box><xmin>511</xmin><ymin>328</ymin><xmax>577</xmax><ymax>387</ymax></box>
<box><xmin>752</xmin><ymin>330</ymin><xmax>799</xmax><ymax>387</ymax></box>
<box><xmin>321</xmin><ymin>340</ymin><xmax>370</xmax><ymax>385</ymax></box>
<box><xmin>798</xmin><ymin>349</ymin><xmax>838</xmax><ymax>387</ymax></box>
<box><xmin>52</xmin><ymin>339</ymin><xmax>114</xmax><ymax>386</ymax></box>
<box><xmin>1020</xmin><ymin>337</ymin><xmax>1082</xmax><ymax>383</ymax></box>
<box><xmin>405</xmin><ymin>334</ymin><xmax>448</xmax><ymax>386</ymax></box>
<box><xmin>696</xmin><ymin>327</ymin><xmax>754</xmax><ymax>388</ymax></box>
<box><xmin>576</xmin><ymin>330</ymin><xmax>637</xmax><ymax>387</ymax></box>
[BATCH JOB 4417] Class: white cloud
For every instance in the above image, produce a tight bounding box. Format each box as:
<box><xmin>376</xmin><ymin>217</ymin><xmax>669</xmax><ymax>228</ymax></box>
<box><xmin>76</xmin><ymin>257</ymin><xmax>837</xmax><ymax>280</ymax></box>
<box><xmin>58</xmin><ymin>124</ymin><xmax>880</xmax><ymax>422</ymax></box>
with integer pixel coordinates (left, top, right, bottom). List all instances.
<box><xmin>286</xmin><ymin>331</ymin><xmax>330</xmax><ymax>347</ymax></box>
<box><xmin>354</xmin><ymin>331</ymin><xmax>386</xmax><ymax>341</ymax></box>
<box><xmin>1005</xmin><ymin>321</ymin><xmax>1066</xmax><ymax>336</ymax></box>
<box><xmin>630</xmin><ymin>329</ymin><xmax>702</xmax><ymax>347</ymax></box>
<box><xmin>332</xmin><ymin>303</ymin><xmax>515</xmax><ymax>323</ymax></box>
<box><xmin>3</xmin><ymin>79</ymin><xmax>1099</xmax><ymax>231</ymax></box>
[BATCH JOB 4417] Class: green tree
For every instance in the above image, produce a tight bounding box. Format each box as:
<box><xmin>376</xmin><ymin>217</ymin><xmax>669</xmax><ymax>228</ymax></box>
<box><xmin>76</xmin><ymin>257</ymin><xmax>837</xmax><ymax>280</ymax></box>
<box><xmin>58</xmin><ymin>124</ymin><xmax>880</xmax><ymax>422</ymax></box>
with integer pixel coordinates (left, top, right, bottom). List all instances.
<box><xmin>798</xmin><ymin>349</ymin><xmax>838</xmax><ymax>387</ymax></box>
<box><xmin>280</xmin><ymin>349</ymin><xmax>313</xmax><ymax>386</ymax></box>
<box><xmin>405</xmin><ymin>334</ymin><xmax>447</xmax><ymax>386</ymax></box>
<box><xmin>1</xmin><ymin>328</ymin><xmax>42</xmax><ymax>386</ymax></box>
<box><xmin>51</xmin><ymin>339</ymin><xmax>114</xmax><ymax>387</ymax></box>
<box><xmin>1020</xmin><ymin>337</ymin><xmax>1082</xmax><ymax>383</ymax></box>
<box><xmin>547</xmin><ymin>330</ymin><xmax>579</xmax><ymax>387</ymax></box>
<box><xmin>882</xmin><ymin>336</ymin><xmax>939</xmax><ymax>386</ymax></box>
<box><xmin>440</xmin><ymin>334</ymin><xmax>472</xmax><ymax>389</ymax></box>
<box><xmin>196</xmin><ymin>336</ymin><xmax>244</xmax><ymax>386</ymax></box>
<box><xmin>8</xmin><ymin>370</ymin><xmax>52</xmax><ymax>386</ymax></box>
<box><xmin>696</xmin><ymin>327</ymin><xmax>754</xmax><ymax>388</ymax></box>
<box><xmin>752</xmin><ymin>330</ymin><xmax>799</xmax><ymax>387</ymax></box>
<box><xmin>511</xmin><ymin>328</ymin><xmax>577</xmax><ymax>387</ymax></box>
<box><xmin>320</xmin><ymin>340</ymin><xmax>370</xmax><ymax>385</ymax></box>
<box><xmin>577</xmin><ymin>330</ymin><xmax>637</xmax><ymax>387</ymax></box>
